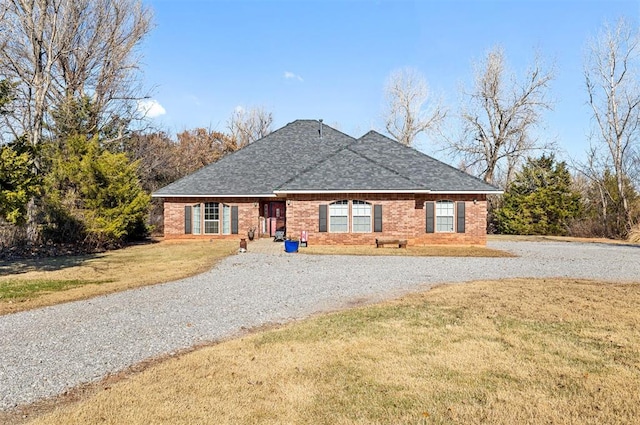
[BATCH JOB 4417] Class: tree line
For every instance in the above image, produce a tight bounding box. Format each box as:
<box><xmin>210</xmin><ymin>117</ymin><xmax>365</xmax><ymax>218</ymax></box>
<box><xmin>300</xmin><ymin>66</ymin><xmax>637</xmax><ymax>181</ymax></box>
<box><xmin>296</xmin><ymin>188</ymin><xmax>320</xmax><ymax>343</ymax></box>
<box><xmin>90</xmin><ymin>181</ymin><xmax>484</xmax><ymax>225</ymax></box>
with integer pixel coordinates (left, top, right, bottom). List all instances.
<box><xmin>0</xmin><ymin>0</ymin><xmax>271</xmax><ymax>250</ymax></box>
<box><xmin>0</xmin><ymin>1</ymin><xmax>638</xmax><ymax>250</ymax></box>
<box><xmin>383</xmin><ymin>19</ymin><xmax>640</xmax><ymax>241</ymax></box>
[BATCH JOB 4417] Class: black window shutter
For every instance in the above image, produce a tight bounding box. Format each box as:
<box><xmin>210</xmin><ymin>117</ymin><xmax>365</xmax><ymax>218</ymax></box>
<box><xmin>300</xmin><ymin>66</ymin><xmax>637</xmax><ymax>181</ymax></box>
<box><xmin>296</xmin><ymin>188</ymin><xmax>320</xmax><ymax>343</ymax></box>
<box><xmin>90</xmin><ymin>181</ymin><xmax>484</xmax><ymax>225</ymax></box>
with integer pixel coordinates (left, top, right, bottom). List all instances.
<box><xmin>319</xmin><ymin>205</ymin><xmax>327</xmax><ymax>232</ymax></box>
<box><xmin>373</xmin><ymin>204</ymin><xmax>383</xmax><ymax>232</ymax></box>
<box><xmin>184</xmin><ymin>205</ymin><xmax>192</xmax><ymax>234</ymax></box>
<box><xmin>231</xmin><ymin>206</ymin><xmax>239</xmax><ymax>234</ymax></box>
<box><xmin>426</xmin><ymin>201</ymin><xmax>434</xmax><ymax>233</ymax></box>
<box><xmin>457</xmin><ymin>202</ymin><xmax>465</xmax><ymax>233</ymax></box>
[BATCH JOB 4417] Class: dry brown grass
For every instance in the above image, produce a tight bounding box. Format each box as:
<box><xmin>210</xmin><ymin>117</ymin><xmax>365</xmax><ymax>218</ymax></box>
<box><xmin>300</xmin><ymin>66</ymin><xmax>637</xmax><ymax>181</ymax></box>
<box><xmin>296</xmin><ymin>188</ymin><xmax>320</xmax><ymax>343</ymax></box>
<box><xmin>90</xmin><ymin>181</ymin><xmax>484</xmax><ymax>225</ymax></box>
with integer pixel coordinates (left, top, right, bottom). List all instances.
<box><xmin>488</xmin><ymin>233</ymin><xmax>639</xmax><ymax>246</ymax></box>
<box><xmin>0</xmin><ymin>239</ymin><xmax>237</xmax><ymax>315</ymax></box>
<box><xmin>21</xmin><ymin>278</ymin><xmax>640</xmax><ymax>425</ymax></box>
<box><xmin>302</xmin><ymin>244</ymin><xmax>514</xmax><ymax>257</ymax></box>
<box><xmin>628</xmin><ymin>225</ymin><xmax>640</xmax><ymax>244</ymax></box>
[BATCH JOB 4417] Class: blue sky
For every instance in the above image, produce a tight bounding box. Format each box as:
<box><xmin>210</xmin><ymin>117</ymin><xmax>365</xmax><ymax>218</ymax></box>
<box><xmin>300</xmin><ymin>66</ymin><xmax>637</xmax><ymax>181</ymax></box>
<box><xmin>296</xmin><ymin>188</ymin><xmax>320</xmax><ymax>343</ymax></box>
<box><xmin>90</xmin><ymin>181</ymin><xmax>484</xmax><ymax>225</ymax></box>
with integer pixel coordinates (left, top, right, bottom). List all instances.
<box><xmin>141</xmin><ymin>0</ymin><xmax>639</xmax><ymax>161</ymax></box>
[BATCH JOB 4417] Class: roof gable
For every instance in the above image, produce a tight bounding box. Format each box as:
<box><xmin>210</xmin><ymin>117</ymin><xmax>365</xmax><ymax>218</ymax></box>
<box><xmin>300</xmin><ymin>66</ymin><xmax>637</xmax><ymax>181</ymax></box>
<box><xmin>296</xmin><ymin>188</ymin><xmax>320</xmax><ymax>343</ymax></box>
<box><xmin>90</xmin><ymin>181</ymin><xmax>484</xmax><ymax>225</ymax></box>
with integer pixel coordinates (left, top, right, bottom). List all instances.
<box><xmin>276</xmin><ymin>147</ymin><xmax>418</xmax><ymax>192</ymax></box>
<box><xmin>349</xmin><ymin>131</ymin><xmax>500</xmax><ymax>193</ymax></box>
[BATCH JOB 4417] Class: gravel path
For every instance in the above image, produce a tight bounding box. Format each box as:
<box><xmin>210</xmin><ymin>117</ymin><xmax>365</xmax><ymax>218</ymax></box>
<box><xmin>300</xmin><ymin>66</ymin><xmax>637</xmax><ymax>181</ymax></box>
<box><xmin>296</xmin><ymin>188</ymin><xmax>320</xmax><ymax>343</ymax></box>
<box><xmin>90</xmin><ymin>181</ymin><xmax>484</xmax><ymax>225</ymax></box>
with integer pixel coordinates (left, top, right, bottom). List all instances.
<box><xmin>1</xmin><ymin>241</ymin><xmax>639</xmax><ymax>410</ymax></box>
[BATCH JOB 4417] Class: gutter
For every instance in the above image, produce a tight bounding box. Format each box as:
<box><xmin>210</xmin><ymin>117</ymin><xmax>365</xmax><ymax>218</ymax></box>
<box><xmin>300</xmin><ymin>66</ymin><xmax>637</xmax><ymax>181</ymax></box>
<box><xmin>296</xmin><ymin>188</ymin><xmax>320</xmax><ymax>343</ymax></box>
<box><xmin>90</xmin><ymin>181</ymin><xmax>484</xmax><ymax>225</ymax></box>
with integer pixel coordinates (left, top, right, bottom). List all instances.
<box><xmin>152</xmin><ymin>190</ymin><xmax>504</xmax><ymax>198</ymax></box>
<box><xmin>273</xmin><ymin>189</ymin><xmax>503</xmax><ymax>195</ymax></box>
<box><xmin>151</xmin><ymin>193</ymin><xmax>278</xmax><ymax>198</ymax></box>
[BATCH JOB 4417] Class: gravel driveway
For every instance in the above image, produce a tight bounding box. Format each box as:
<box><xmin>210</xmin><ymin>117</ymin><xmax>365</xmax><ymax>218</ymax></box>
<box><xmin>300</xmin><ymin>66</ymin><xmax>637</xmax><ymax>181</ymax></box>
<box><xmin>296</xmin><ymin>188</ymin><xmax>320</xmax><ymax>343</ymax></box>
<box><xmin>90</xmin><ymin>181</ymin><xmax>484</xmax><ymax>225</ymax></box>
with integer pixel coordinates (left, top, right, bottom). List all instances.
<box><xmin>1</xmin><ymin>241</ymin><xmax>639</xmax><ymax>410</ymax></box>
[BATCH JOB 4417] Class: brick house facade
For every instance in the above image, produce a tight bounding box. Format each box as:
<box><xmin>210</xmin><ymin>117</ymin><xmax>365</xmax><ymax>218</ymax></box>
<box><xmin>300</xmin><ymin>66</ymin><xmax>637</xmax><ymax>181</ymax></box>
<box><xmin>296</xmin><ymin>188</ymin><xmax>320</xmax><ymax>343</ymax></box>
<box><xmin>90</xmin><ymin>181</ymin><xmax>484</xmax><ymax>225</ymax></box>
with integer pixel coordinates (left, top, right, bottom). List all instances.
<box><xmin>161</xmin><ymin>194</ymin><xmax>488</xmax><ymax>245</ymax></box>
<box><xmin>154</xmin><ymin>120</ymin><xmax>501</xmax><ymax>246</ymax></box>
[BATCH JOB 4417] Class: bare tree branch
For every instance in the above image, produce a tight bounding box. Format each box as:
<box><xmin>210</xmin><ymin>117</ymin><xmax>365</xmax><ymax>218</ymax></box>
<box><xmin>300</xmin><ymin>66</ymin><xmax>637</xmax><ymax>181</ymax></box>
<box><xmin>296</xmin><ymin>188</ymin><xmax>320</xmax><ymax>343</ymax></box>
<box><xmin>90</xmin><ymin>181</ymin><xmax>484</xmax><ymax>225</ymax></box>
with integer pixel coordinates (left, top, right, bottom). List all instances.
<box><xmin>583</xmin><ymin>18</ymin><xmax>640</xmax><ymax>235</ymax></box>
<box><xmin>0</xmin><ymin>0</ymin><xmax>153</xmax><ymax>145</ymax></box>
<box><xmin>227</xmin><ymin>106</ymin><xmax>273</xmax><ymax>149</ymax></box>
<box><xmin>445</xmin><ymin>46</ymin><xmax>555</xmax><ymax>187</ymax></box>
<box><xmin>382</xmin><ymin>67</ymin><xmax>446</xmax><ymax>147</ymax></box>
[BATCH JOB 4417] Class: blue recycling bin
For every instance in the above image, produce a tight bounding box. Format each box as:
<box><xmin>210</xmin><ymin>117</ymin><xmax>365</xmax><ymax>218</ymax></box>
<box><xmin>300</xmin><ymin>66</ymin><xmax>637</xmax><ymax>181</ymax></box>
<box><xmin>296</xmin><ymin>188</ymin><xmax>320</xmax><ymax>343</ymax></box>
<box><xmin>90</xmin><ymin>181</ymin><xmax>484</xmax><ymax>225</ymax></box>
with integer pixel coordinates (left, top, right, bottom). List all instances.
<box><xmin>284</xmin><ymin>240</ymin><xmax>299</xmax><ymax>253</ymax></box>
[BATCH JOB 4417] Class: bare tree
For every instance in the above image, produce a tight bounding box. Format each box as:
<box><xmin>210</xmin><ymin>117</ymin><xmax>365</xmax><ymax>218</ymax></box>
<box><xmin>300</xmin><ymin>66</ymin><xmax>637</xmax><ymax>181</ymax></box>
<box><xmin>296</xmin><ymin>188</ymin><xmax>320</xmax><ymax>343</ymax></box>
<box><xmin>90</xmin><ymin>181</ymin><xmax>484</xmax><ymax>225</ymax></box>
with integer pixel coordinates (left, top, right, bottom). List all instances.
<box><xmin>383</xmin><ymin>67</ymin><xmax>445</xmax><ymax>147</ymax></box>
<box><xmin>175</xmin><ymin>128</ymin><xmax>238</xmax><ymax>176</ymax></box>
<box><xmin>584</xmin><ymin>18</ymin><xmax>640</xmax><ymax>235</ymax></box>
<box><xmin>124</xmin><ymin>131</ymin><xmax>179</xmax><ymax>192</ymax></box>
<box><xmin>0</xmin><ymin>0</ymin><xmax>153</xmax><ymax>145</ymax></box>
<box><xmin>227</xmin><ymin>106</ymin><xmax>273</xmax><ymax>149</ymax></box>
<box><xmin>447</xmin><ymin>46</ymin><xmax>554</xmax><ymax>186</ymax></box>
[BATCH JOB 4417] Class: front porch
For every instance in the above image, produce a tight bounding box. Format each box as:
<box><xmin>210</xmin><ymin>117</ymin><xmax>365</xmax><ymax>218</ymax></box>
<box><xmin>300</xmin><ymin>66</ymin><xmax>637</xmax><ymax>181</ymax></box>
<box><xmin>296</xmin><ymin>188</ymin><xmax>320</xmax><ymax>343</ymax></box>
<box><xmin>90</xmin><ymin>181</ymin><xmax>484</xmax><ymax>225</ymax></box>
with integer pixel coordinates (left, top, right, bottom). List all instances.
<box><xmin>258</xmin><ymin>200</ymin><xmax>287</xmax><ymax>238</ymax></box>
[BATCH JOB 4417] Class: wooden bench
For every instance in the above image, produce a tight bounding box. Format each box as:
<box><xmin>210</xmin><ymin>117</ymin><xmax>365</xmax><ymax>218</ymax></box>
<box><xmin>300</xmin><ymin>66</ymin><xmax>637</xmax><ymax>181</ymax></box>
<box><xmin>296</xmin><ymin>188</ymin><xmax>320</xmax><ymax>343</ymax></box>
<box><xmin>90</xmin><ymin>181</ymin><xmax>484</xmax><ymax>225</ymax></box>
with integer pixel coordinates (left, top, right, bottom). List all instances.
<box><xmin>375</xmin><ymin>238</ymin><xmax>407</xmax><ymax>248</ymax></box>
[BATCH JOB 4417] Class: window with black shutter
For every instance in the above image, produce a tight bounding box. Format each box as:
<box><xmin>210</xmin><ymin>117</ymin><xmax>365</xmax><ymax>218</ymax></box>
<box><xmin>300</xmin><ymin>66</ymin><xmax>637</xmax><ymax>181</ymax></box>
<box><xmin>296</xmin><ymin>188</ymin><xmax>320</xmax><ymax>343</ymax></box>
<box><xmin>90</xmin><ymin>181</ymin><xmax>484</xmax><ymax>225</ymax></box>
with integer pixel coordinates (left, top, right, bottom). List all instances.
<box><xmin>373</xmin><ymin>205</ymin><xmax>383</xmax><ymax>232</ymax></box>
<box><xmin>319</xmin><ymin>205</ymin><xmax>327</xmax><ymax>232</ymax></box>
<box><xmin>184</xmin><ymin>205</ymin><xmax>192</xmax><ymax>234</ymax></box>
<box><xmin>231</xmin><ymin>206</ymin><xmax>239</xmax><ymax>234</ymax></box>
<box><xmin>456</xmin><ymin>202</ymin><xmax>466</xmax><ymax>233</ymax></box>
<box><xmin>425</xmin><ymin>201</ymin><xmax>434</xmax><ymax>233</ymax></box>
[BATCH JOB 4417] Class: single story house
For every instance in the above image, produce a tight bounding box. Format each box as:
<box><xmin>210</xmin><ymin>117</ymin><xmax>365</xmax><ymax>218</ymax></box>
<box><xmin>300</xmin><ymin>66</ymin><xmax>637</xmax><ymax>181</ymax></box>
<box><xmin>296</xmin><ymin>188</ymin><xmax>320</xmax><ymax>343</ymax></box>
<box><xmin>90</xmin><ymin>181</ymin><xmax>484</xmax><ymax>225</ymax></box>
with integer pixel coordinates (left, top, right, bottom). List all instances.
<box><xmin>152</xmin><ymin>119</ymin><xmax>502</xmax><ymax>245</ymax></box>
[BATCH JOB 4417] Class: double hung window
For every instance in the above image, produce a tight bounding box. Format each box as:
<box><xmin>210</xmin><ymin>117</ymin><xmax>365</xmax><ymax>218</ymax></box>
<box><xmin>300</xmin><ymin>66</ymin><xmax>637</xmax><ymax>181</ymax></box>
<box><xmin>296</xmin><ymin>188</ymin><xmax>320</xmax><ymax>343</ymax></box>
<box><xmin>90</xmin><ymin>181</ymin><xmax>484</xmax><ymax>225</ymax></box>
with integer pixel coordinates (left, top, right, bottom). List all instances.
<box><xmin>352</xmin><ymin>200</ymin><xmax>372</xmax><ymax>232</ymax></box>
<box><xmin>204</xmin><ymin>202</ymin><xmax>220</xmax><ymax>234</ymax></box>
<box><xmin>435</xmin><ymin>200</ymin><xmax>454</xmax><ymax>232</ymax></box>
<box><xmin>329</xmin><ymin>200</ymin><xmax>349</xmax><ymax>232</ymax></box>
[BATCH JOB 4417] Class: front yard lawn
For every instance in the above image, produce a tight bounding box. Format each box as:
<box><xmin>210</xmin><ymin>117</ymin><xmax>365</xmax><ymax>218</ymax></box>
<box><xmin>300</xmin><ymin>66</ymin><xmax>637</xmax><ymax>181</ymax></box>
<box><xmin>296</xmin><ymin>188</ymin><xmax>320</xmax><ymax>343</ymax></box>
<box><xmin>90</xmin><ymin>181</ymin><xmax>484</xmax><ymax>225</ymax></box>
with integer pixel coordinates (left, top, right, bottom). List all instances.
<box><xmin>0</xmin><ymin>239</ymin><xmax>237</xmax><ymax>315</ymax></box>
<box><xmin>17</xmin><ymin>278</ymin><xmax>640</xmax><ymax>425</ymax></box>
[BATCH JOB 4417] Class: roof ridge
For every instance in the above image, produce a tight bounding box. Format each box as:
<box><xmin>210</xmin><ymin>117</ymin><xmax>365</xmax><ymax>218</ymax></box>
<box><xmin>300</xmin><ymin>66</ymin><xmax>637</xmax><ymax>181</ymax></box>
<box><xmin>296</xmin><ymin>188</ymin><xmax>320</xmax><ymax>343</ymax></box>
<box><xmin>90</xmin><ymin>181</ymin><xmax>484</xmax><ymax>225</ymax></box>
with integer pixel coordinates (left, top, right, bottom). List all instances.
<box><xmin>358</xmin><ymin>131</ymin><xmax>501</xmax><ymax>191</ymax></box>
<box><xmin>271</xmin><ymin>125</ymin><xmax>419</xmax><ymax>191</ymax></box>
<box><xmin>322</xmin><ymin>121</ymin><xmax>360</xmax><ymax>141</ymax></box>
<box><xmin>344</xmin><ymin>143</ymin><xmax>418</xmax><ymax>187</ymax></box>
<box><xmin>359</xmin><ymin>129</ymin><xmax>380</xmax><ymax>138</ymax></box>
<box><xmin>274</xmin><ymin>139</ymin><xmax>357</xmax><ymax>190</ymax></box>
<box><xmin>271</xmin><ymin>120</ymin><xmax>356</xmax><ymax>191</ymax></box>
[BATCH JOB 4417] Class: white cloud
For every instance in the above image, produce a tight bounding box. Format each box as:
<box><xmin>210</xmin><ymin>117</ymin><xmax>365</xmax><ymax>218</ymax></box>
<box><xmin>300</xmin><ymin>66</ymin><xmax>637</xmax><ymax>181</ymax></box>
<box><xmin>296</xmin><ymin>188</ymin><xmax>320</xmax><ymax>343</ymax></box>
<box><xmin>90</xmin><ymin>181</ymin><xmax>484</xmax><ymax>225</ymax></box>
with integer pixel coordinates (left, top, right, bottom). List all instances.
<box><xmin>284</xmin><ymin>71</ymin><xmax>304</xmax><ymax>82</ymax></box>
<box><xmin>137</xmin><ymin>99</ymin><xmax>166</xmax><ymax>118</ymax></box>
<box><xmin>234</xmin><ymin>105</ymin><xmax>245</xmax><ymax>114</ymax></box>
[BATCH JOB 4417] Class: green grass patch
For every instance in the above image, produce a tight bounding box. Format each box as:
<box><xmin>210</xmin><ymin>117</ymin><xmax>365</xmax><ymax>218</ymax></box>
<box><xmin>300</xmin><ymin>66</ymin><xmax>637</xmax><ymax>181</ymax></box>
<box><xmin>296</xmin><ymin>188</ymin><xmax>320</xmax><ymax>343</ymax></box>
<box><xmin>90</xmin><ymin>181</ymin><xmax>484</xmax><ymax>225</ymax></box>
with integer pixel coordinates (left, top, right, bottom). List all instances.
<box><xmin>0</xmin><ymin>239</ymin><xmax>237</xmax><ymax>315</ymax></box>
<box><xmin>0</xmin><ymin>279</ymin><xmax>111</xmax><ymax>300</ymax></box>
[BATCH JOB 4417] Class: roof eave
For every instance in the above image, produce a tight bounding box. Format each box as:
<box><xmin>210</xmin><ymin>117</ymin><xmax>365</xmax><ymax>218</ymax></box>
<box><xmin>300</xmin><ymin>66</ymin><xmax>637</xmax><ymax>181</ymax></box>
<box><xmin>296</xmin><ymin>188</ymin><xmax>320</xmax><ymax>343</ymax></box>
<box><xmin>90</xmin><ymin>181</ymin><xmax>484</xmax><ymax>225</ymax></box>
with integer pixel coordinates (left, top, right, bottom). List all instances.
<box><xmin>151</xmin><ymin>193</ymin><xmax>278</xmax><ymax>198</ymax></box>
<box><xmin>153</xmin><ymin>190</ymin><xmax>503</xmax><ymax>198</ymax></box>
<box><xmin>274</xmin><ymin>189</ymin><xmax>426</xmax><ymax>194</ymax></box>
<box><xmin>274</xmin><ymin>189</ymin><xmax>503</xmax><ymax>195</ymax></box>
<box><xmin>428</xmin><ymin>190</ymin><xmax>504</xmax><ymax>195</ymax></box>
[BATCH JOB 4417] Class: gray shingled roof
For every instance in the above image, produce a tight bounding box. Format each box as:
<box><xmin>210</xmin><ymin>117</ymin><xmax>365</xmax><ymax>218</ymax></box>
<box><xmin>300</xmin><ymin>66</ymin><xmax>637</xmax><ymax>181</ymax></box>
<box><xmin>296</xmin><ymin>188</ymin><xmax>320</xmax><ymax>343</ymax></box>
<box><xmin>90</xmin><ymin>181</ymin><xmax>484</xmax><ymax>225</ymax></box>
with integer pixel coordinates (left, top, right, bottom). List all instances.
<box><xmin>153</xmin><ymin>120</ymin><xmax>354</xmax><ymax>196</ymax></box>
<box><xmin>276</xmin><ymin>147</ymin><xmax>419</xmax><ymax>191</ymax></box>
<box><xmin>345</xmin><ymin>131</ymin><xmax>500</xmax><ymax>193</ymax></box>
<box><xmin>153</xmin><ymin>119</ymin><xmax>501</xmax><ymax>197</ymax></box>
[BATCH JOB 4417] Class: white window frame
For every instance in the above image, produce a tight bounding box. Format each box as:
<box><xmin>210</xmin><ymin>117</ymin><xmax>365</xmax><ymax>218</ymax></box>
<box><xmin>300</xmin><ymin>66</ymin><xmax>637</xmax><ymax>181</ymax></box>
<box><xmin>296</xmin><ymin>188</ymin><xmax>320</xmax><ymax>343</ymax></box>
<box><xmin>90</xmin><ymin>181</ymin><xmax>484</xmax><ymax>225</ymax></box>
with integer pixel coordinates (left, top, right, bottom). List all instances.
<box><xmin>436</xmin><ymin>200</ymin><xmax>455</xmax><ymax>232</ymax></box>
<box><xmin>192</xmin><ymin>204</ymin><xmax>201</xmax><ymax>235</ymax></box>
<box><xmin>222</xmin><ymin>204</ymin><xmax>231</xmax><ymax>235</ymax></box>
<box><xmin>329</xmin><ymin>200</ymin><xmax>349</xmax><ymax>233</ymax></box>
<box><xmin>204</xmin><ymin>202</ymin><xmax>220</xmax><ymax>234</ymax></box>
<box><xmin>351</xmin><ymin>200</ymin><xmax>372</xmax><ymax>233</ymax></box>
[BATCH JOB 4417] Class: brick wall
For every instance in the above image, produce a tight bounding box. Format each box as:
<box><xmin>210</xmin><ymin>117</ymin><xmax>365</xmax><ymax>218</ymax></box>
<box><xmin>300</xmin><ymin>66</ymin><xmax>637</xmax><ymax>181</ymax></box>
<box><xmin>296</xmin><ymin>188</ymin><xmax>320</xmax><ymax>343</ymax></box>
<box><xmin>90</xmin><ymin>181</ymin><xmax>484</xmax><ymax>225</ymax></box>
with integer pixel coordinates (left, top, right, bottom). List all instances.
<box><xmin>286</xmin><ymin>193</ymin><xmax>487</xmax><ymax>246</ymax></box>
<box><xmin>162</xmin><ymin>197</ymin><xmax>260</xmax><ymax>239</ymax></box>
<box><xmin>161</xmin><ymin>193</ymin><xmax>488</xmax><ymax>245</ymax></box>
<box><xmin>412</xmin><ymin>194</ymin><xmax>487</xmax><ymax>245</ymax></box>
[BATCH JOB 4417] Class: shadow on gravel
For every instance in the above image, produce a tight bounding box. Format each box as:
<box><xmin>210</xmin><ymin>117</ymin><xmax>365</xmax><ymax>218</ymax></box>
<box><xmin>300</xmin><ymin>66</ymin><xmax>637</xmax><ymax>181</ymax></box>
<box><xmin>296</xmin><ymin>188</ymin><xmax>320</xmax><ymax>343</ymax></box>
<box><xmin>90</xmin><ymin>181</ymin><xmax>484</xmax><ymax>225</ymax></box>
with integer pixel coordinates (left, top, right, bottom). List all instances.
<box><xmin>0</xmin><ymin>253</ymin><xmax>103</xmax><ymax>276</ymax></box>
